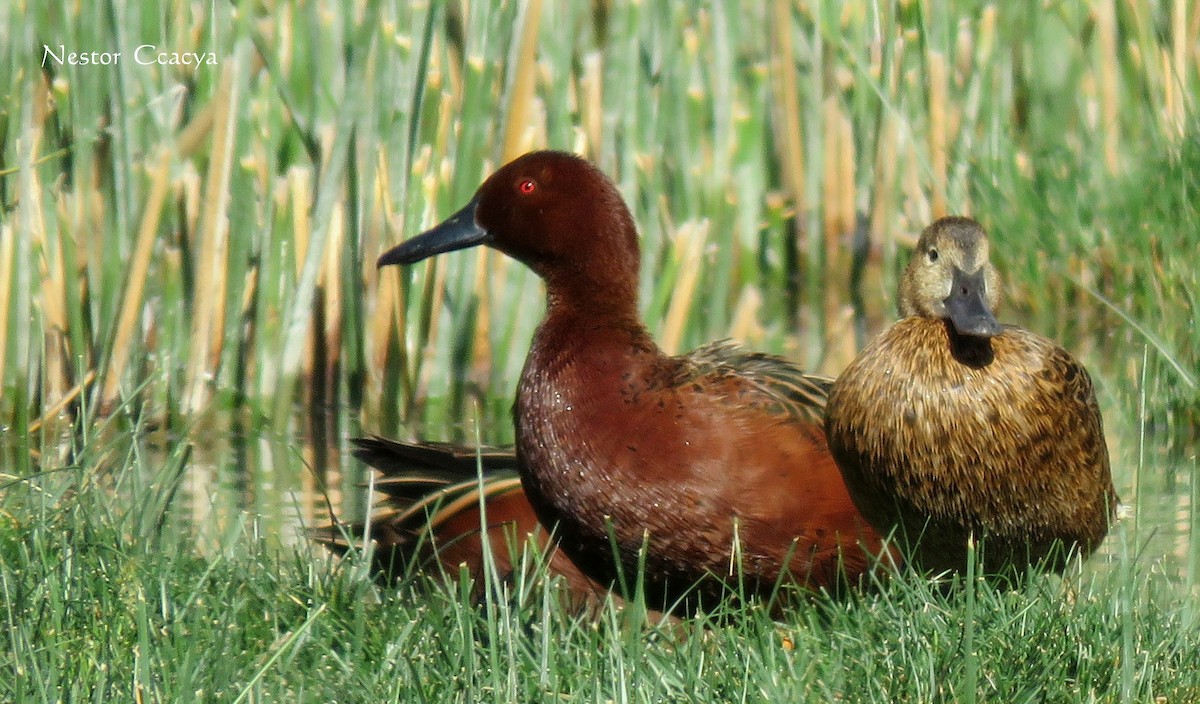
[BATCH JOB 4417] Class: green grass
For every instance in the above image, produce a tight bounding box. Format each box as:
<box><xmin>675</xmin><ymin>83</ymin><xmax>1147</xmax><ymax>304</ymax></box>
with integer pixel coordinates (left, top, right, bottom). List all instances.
<box><xmin>3</xmin><ymin>447</ymin><xmax>1199</xmax><ymax>703</ymax></box>
<box><xmin>2</xmin><ymin>0</ymin><xmax>1198</xmax><ymax>700</ymax></box>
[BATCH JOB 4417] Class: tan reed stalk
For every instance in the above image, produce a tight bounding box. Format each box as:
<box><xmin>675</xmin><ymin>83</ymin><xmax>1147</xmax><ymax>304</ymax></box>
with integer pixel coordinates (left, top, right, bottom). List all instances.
<box><xmin>322</xmin><ymin>204</ymin><xmax>345</xmax><ymax>393</ymax></box>
<box><xmin>581</xmin><ymin>51</ymin><xmax>604</xmax><ymax>158</ymax></box>
<box><xmin>977</xmin><ymin>6</ymin><xmax>996</xmax><ymax>69</ymax></box>
<box><xmin>769</xmin><ymin>0</ymin><xmax>807</xmax><ymax>220</ymax></box>
<box><xmin>867</xmin><ymin>116</ymin><xmax>899</xmax><ymax>331</ymax></box>
<box><xmin>868</xmin><ymin>22</ymin><xmax>905</xmax><ymax>293</ymax></box>
<box><xmin>1096</xmin><ymin>0</ymin><xmax>1119</xmax><ymax>174</ymax></box>
<box><xmin>833</xmin><ymin>102</ymin><xmax>860</xmax><ymax>370</ymax></box>
<box><xmin>291</xmin><ymin>166</ymin><xmax>315</xmax><ymax>401</ymax></box>
<box><xmin>470</xmin><ymin>246</ymin><xmax>495</xmax><ymax>387</ymax></box>
<box><xmin>1190</xmin><ymin>0</ymin><xmax>1200</xmax><ymax>71</ymax></box>
<box><xmin>659</xmin><ymin>220</ymin><xmax>708</xmax><ymax>355</ymax></box>
<box><xmin>1074</xmin><ymin>254</ymin><xmax>1095</xmax><ymax>357</ymax></box>
<box><xmin>23</xmin><ymin>82</ymin><xmax>66</xmax><ymax>405</ymax></box>
<box><xmin>29</xmin><ymin>370</ymin><xmax>96</xmax><ymax>434</ymax></box>
<box><xmin>434</xmin><ymin>81</ymin><xmax>456</xmax><ymax>155</ymax></box>
<box><xmin>368</xmin><ymin>152</ymin><xmax>401</xmax><ymax>398</ymax></box>
<box><xmin>1160</xmin><ymin>49</ymin><xmax>1180</xmax><ymax>145</ymax></box>
<box><xmin>1165</xmin><ymin>0</ymin><xmax>1188</xmax><ymax>144</ymax></box>
<box><xmin>368</xmin><ymin>269</ymin><xmax>400</xmax><ymax>408</ymax></box>
<box><xmin>727</xmin><ymin>286</ymin><xmax>764</xmax><ymax>345</ymax></box>
<box><xmin>819</xmin><ymin>96</ymin><xmax>854</xmax><ymax>367</ymax></box>
<box><xmin>954</xmin><ymin>18</ymin><xmax>972</xmax><ymax>83</ymax></box>
<box><xmin>956</xmin><ymin>8</ymin><xmax>994</xmax><ymax>159</ymax></box>
<box><xmin>100</xmin><ymin>149</ymin><xmax>172</xmax><ymax>408</ymax></box>
<box><xmin>949</xmin><ymin>21</ymin><xmax>970</xmax><ymax>146</ymax></box>
<box><xmin>927</xmin><ymin>49</ymin><xmax>948</xmax><ymax>219</ymax></box>
<box><xmin>291</xmin><ymin>167</ymin><xmax>314</xmax><ymax>278</ymax></box>
<box><xmin>502</xmin><ymin>0</ymin><xmax>545</xmax><ymax>162</ymax></box>
<box><xmin>901</xmin><ymin>133</ymin><xmax>931</xmax><ymax>236</ymax></box>
<box><xmin>183</xmin><ymin>60</ymin><xmax>239</xmax><ymax>414</ymax></box>
<box><xmin>176</xmin><ymin>99</ymin><xmax>216</xmax><ymax>159</ymax></box>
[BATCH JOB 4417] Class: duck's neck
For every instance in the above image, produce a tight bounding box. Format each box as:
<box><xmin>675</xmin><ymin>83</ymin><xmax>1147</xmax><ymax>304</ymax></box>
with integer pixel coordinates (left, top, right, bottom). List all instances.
<box><xmin>539</xmin><ymin>249</ymin><xmax>640</xmax><ymax>315</ymax></box>
<box><xmin>518</xmin><ymin>268</ymin><xmax>659</xmax><ymax>418</ymax></box>
<box><xmin>533</xmin><ymin>285</ymin><xmax>656</xmax><ymax>365</ymax></box>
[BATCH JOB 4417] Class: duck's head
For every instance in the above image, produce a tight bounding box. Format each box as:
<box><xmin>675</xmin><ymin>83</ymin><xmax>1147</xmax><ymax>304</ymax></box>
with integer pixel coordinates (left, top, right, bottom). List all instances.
<box><xmin>378</xmin><ymin>150</ymin><xmax>640</xmax><ymax>307</ymax></box>
<box><xmin>898</xmin><ymin>216</ymin><xmax>1002</xmax><ymax>338</ymax></box>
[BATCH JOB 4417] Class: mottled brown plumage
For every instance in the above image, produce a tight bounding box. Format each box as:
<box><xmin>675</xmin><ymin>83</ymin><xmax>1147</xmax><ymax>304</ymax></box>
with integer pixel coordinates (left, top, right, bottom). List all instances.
<box><xmin>825</xmin><ymin>216</ymin><xmax>1116</xmax><ymax>578</ymax></box>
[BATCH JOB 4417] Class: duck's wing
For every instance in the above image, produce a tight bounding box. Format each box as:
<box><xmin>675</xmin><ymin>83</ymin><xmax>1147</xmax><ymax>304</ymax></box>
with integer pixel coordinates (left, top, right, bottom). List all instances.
<box><xmin>676</xmin><ymin>339</ymin><xmax>833</xmax><ymax>426</ymax></box>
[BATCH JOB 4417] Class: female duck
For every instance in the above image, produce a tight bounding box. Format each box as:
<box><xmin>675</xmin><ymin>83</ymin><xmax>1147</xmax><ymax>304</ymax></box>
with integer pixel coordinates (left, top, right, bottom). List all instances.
<box><xmin>378</xmin><ymin>151</ymin><xmax>889</xmax><ymax>610</ymax></box>
<box><xmin>825</xmin><ymin>216</ymin><xmax>1117</xmax><ymax>578</ymax></box>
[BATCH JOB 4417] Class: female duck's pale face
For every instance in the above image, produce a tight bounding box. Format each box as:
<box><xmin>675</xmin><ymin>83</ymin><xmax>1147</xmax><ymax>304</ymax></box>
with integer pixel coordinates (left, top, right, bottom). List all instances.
<box><xmin>898</xmin><ymin>217</ymin><xmax>1002</xmax><ymax>338</ymax></box>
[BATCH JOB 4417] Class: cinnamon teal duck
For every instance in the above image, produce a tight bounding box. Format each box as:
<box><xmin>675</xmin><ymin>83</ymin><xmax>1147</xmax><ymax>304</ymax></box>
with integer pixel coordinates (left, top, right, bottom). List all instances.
<box><xmin>376</xmin><ymin>150</ymin><xmax>891</xmax><ymax>611</ymax></box>
<box><xmin>825</xmin><ymin>216</ymin><xmax>1117</xmax><ymax>579</ymax></box>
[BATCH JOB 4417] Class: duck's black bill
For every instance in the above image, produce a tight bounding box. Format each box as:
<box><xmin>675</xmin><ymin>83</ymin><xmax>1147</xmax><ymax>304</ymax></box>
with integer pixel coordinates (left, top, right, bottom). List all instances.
<box><xmin>944</xmin><ymin>266</ymin><xmax>1002</xmax><ymax>338</ymax></box>
<box><xmin>378</xmin><ymin>197</ymin><xmax>490</xmax><ymax>267</ymax></box>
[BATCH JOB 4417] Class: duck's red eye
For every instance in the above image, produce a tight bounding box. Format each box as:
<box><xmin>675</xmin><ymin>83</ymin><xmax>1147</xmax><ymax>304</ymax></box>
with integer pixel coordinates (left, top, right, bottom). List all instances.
<box><xmin>518</xmin><ymin>178</ymin><xmax>537</xmax><ymax>195</ymax></box>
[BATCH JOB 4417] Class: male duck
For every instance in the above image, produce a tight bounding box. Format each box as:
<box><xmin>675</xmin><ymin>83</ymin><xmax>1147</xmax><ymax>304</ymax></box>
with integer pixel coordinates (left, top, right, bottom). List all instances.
<box><xmin>378</xmin><ymin>150</ymin><xmax>891</xmax><ymax>610</ymax></box>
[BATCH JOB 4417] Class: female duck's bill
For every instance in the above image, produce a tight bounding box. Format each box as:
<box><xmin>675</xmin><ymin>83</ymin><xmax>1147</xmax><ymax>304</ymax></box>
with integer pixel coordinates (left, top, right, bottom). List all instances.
<box><xmin>825</xmin><ymin>216</ymin><xmax>1117</xmax><ymax>580</ymax></box>
<box><xmin>378</xmin><ymin>150</ymin><xmax>894</xmax><ymax>612</ymax></box>
<box><xmin>897</xmin><ymin>215</ymin><xmax>1002</xmax><ymax>338</ymax></box>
